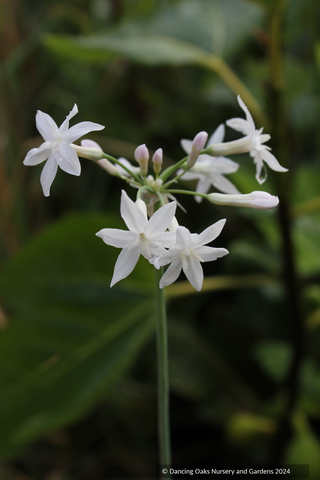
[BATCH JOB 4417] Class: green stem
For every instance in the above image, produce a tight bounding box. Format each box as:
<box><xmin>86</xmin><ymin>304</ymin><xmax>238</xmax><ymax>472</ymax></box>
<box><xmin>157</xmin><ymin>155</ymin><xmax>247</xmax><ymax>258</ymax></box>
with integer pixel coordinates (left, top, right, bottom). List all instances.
<box><xmin>160</xmin><ymin>156</ymin><xmax>188</xmax><ymax>183</ymax></box>
<box><xmin>197</xmin><ymin>55</ymin><xmax>270</xmax><ymax>128</ymax></box>
<box><xmin>165</xmin><ymin>189</ymin><xmax>207</xmax><ymax>200</ymax></box>
<box><xmin>267</xmin><ymin>0</ymin><xmax>304</xmax><ymax>465</ymax></box>
<box><xmin>101</xmin><ymin>153</ymin><xmax>143</xmax><ymax>185</ymax></box>
<box><xmin>154</xmin><ymin>267</ymin><xmax>172</xmax><ymax>471</ymax></box>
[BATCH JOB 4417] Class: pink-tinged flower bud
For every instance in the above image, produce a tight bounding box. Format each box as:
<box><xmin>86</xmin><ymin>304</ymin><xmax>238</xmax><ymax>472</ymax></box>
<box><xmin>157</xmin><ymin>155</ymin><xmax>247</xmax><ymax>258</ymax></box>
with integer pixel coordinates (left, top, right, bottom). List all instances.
<box><xmin>207</xmin><ymin>191</ymin><xmax>279</xmax><ymax>210</ymax></box>
<box><xmin>187</xmin><ymin>131</ymin><xmax>208</xmax><ymax>168</ymax></box>
<box><xmin>134</xmin><ymin>144</ymin><xmax>149</xmax><ymax>176</ymax></box>
<box><xmin>152</xmin><ymin>148</ymin><xmax>163</xmax><ymax>174</ymax></box>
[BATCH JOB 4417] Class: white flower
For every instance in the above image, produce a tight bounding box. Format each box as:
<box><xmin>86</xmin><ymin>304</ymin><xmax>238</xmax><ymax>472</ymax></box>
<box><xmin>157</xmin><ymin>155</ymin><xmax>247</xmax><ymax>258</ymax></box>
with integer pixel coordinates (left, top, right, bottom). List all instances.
<box><xmin>207</xmin><ymin>191</ymin><xmax>279</xmax><ymax>209</ymax></box>
<box><xmin>225</xmin><ymin>96</ymin><xmax>288</xmax><ymax>184</ymax></box>
<box><xmin>96</xmin><ymin>190</ymin><xmax>176</xmax><ymax>287</ymax></box>
<box><xmin>155</xmin><ymin>220</ymin><xmax>228</xmax><ymax>291</ymax></box>
<box><xmin>179</xmin><ymin>124</ymin><xmax>240</xmax><ymax>202</ymax></box>
<box><xmin>23</xmin><ymin>104</ymin><xmax>105</xmax><ymax>196</ymax></box>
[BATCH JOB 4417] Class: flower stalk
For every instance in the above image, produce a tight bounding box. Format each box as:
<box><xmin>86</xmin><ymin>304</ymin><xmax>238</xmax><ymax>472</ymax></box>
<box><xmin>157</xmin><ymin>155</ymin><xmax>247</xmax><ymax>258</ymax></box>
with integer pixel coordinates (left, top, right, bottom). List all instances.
<box><xmin>154</xmin><ymin>266</ymin><xmax>172</xmax><ymax>471</ymax></box>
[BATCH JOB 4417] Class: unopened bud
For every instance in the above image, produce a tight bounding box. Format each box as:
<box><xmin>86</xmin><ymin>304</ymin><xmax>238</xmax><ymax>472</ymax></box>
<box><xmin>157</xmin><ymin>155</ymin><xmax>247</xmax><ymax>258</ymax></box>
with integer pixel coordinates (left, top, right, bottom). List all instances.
<box><xmin>152</xmin><ymin>148</ymin><xmax>163</xmax><ymax>174</ymax></box>
<box><xmin>134</xmin><ymin>144</ymin><xmax>149</xmax><ymax>176</ymax></box>
<box><xmin>207</xmin><ymin>191</ymin><xmax>279</xmax><ymax>210</ymax></box>
<box><xmin>187</xmin><ymin>131</ymin><xmax>208</xmax><ymax>168</ymax></box>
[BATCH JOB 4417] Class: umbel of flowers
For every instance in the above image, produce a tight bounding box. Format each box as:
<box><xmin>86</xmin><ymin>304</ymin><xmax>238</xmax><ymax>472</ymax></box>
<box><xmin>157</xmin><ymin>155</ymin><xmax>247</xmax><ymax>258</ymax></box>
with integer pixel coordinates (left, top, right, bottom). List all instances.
<box><xmin>23</xmin><ymin>95</ymin><xmax>287</xmax><ymax>471</ymax></box>
<box><xmin>24</xmin><ymin>95</ymin><xmax>286</xmax><ymax>291</ymax></box>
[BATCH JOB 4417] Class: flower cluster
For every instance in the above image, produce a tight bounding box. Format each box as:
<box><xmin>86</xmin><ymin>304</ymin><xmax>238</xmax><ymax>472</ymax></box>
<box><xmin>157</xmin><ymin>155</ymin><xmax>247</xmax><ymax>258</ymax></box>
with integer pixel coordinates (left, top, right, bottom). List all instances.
<box><xmin>23</xmin><ymin>96</ymin><xmax>286</xmax><ymax>290</ymax></box>
<box><xmin>96</xmin><ymin>190</ymin><xmax>228</xmax><ymax>291</ymax></box>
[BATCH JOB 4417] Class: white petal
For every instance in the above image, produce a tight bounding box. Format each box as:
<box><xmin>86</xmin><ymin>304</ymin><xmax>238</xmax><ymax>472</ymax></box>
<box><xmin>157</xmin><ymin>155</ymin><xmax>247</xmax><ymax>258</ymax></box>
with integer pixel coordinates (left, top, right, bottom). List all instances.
<box><xmin>237</xmin><ymin>95</ymin><xmax>255</xmax><ymax>133</ymax></box>
<box><xmin>261</xmin><ymin>149</ymin><xmax>288</xmax><ymax>173</ymax></box>
<box><xmin>176</xmin><ymin>226</ymin><xmax>193</xmax><ymax>250</ymax></box>
<box><xmin>209</xmin><ymin>157</ymin><xmax>239</xmax><ymax>174</ymax></box>
<box><xmin>182</xmin><ymin>256</ymin><xmax>203</xmax><ymax>291</ymax></box>
<box><xmin>253</xmin><ymin>151</ymin><xmax>264</xmax><ymax>184</ymax></box>
<box><xmin>180</xmin><ymin>139</ymin><xmax>192</xmax><ymax>154</ymax></box>
<box><xmin>63</xmin><ymin>121</ymin><xmax>105</xmax><ymax>143</ymax></box>
<box><xmin>155</xmin><ymin>247</ymin><xmax>180</xmax><ymax>267</ymax></box>
<box><xmin>195</xmin><ymin>219</ymin><xmax>226</xmax><ymax>247</ymax></box>
<box><xmin>145</xmin><ymin>201</ymin><xmax>176</xmax><ymax>237</ymax></box>
<box><xmin>159</xmin><ymin>259</ymin><xmax>182</xmax><ymax>288</ymax></box>
<box><xmin>55</xmin><ymin>143</ymin><xmax>81</xmax><ymax>176</ymax></box>
<box><xmin>96</xmin><ymin>228</ymin><xmax>137</xmax><ymax>248</ymax></box>
<box><xmin>178</xmin><ymin>169</ymin><xmax>203</xmax><ymax>181</ymax></box>
<box><xmin>196</xmin><ymin>177</ymin><xmax>211</xmax><ymax>195</ymax></box>
<box><xmin>40</xmin><ymin>155</ymin><xmax>58</xmax><ymax>197</ymax></box>
<box><xmin>259</xmin><ymin>133</ymin><xmax>271</xmax><ymax>144</ymax></box>
<box><xmin>120</xmin><ymin>190</ymin><xmax>147</xmax><ymax>233</ymax></box>
<box><xmin>207</xmin><ymin>124</ymin><xmax>225</xmax><ymax>146</ymax></box>
<box><xmin>36</xmin><ymin>111</ymin><xmax>58</xmax><ymax>142</ymax></box>
<box><xmin>110</xmin><ymin>246</ymin><xmax>141</xmax><ymax>287</ymax></box>
<box><xmin>195</xmin><ymin>246</ymin><xmax>229</xmax><ymax>262</ymax></box>
<box><xmin>155</xmin><ymin>231</ymin><xmax>177</xmax><ymax>247</ymax></box>
<box><xmin>195</xmin><ymin>177</ymin><xmax>211</xmax><ymax>203</ymax></box>
<box><xmin>226</xmin><ymin>117</ymin><xmax>251</xmax><ymax>135</ymax></box>
<box><xmin>58</xmin><ymin>104</ymin><xmax>79</xmax><ymax>135</ymax></box>
<box><xmin>211</xmin><ymin>174</ymin><xmax>240</xmax><ymax>195</ymax></box>
<box><xmin>23</xmin><ymin>144</ymin><xmax>51</xmax><ymax>166</ymax></box>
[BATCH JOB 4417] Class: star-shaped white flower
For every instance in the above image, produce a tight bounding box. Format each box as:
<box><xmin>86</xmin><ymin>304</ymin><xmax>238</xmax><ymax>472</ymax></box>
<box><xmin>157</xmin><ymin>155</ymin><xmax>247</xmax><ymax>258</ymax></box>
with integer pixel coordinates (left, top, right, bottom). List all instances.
<box><xmin>226</xmin><ymin>95</ymin><xmax>288</xmax><ymax>184</ymax></box>
<box><xmin>179</xmin><ymin>125</ymin><xmax>240</xmax><ymax>202</ymax></box>
<box><xmin>155</xmin><ymin>220</ymin><xmax>228</xmax><ymax>291</ymax></box>
<box><xmin>23</xmin><ymin>104</ymin><xmax>105</xmax><ymax>196</ymax></box>
<box><xmin>96</xmin><ymin>190</ymin><xmax>176</xmax><ymax>287</ymax></box>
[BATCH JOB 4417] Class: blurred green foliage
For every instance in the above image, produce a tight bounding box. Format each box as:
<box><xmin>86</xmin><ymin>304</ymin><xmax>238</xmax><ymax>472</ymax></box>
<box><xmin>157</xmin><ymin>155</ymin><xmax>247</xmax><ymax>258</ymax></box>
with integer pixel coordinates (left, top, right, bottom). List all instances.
<box><xmin>1</xmin><ymin>0</ymin><xmax>320</xmax><ymax>478</ymax></box>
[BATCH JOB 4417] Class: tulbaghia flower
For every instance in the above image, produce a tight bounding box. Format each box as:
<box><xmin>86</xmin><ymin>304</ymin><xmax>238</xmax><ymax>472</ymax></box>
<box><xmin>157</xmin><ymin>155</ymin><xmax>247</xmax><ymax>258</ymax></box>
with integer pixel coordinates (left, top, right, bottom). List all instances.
<box><xmin>155</xmin><ymin>220</ymin><xmax>228</xmax><ymax>291</ymax></box>
<box><xmin>206</xmin><ymin>95</ymin><xmax>288</xmax><ymax>184</ymax></box>
<box><xmin>205</xmin><ymin>96</ymin><xmax>287</xmax><ymax>184</ymax></box>
<box><xmin>226</xmin><ymin>96</ymin><xmax>287</xmax><ymax>183</ymax></box>
<box><xmin>96</xmin><ymin>190</ymin><xmax>177</xmax><ymax>287</ymax></box>
<box><xmin>23</xmin><ymin>104</ymin><xmax>105</xmax><ymax>196</ymax></box>
<box><xmin>179</xmin><ymin>125</ymin><xmax>240</xmax><ymax>202</ymax></box>
<box><xmin>207</xmin><ymin>191</ymin><xmax>279</xmax><ymax>209</ymax></box>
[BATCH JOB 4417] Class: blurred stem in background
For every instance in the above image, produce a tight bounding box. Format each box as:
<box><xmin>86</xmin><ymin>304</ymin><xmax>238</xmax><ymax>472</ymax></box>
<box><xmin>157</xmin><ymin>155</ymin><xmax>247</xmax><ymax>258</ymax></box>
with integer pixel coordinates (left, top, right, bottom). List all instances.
<box><xmin>268</xmin><ymin>0</ymin><xmax>305</xmax><ymax>464</ymax></box>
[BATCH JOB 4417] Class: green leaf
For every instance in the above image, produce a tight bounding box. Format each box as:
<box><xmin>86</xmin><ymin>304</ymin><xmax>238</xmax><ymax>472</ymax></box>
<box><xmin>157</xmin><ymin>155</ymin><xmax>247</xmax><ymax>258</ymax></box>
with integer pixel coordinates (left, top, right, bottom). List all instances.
<box><xmin>42</xmin><ymin>0</ymin><xmax>264</xmax><ymax>64</ymax></box>
<box><xmin>254</xmin><ymin>341</ymin><xmax>292</xmax><ymax>381</ymax></box>
<box><xmin>284</xmin><ymin>414</ymin><xmax>320</xmax><ymax>478</ymax></box>
<box><xmin>42</xmin><ymin>33</ymin><xmax>207</xmax><ymax>66</ymax></box>
<box><xmin>0</xmin><ymin>213</ymin><xmax>155</xmax><ymax>458</ymax></box>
